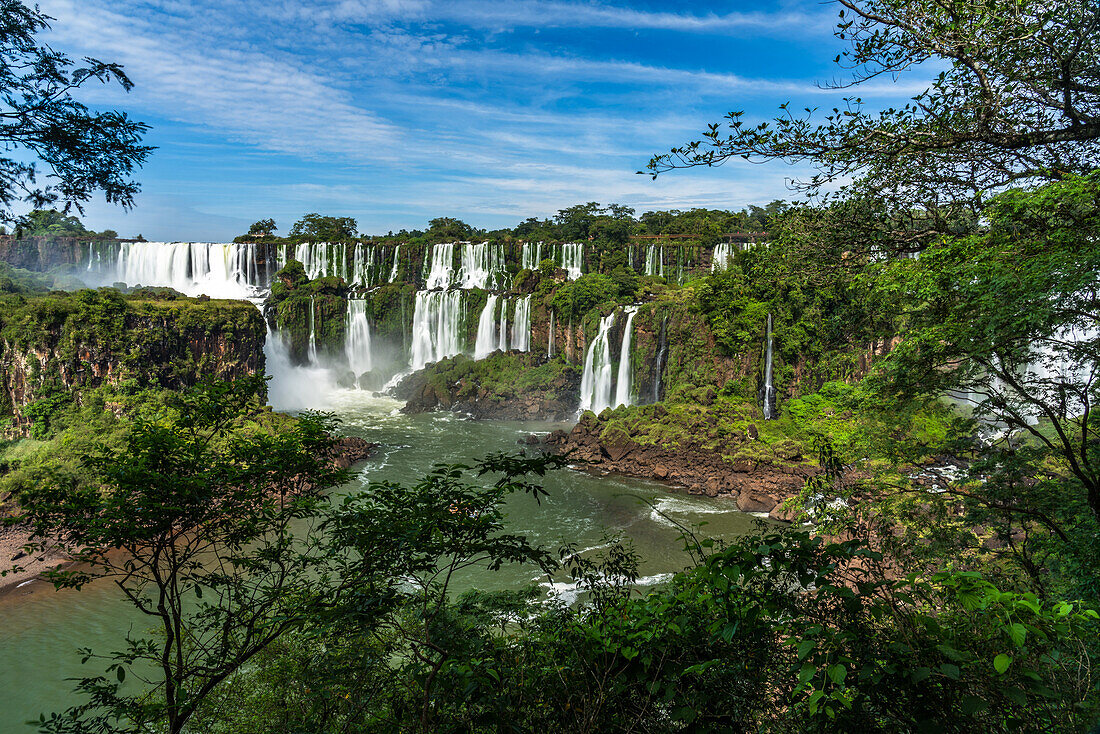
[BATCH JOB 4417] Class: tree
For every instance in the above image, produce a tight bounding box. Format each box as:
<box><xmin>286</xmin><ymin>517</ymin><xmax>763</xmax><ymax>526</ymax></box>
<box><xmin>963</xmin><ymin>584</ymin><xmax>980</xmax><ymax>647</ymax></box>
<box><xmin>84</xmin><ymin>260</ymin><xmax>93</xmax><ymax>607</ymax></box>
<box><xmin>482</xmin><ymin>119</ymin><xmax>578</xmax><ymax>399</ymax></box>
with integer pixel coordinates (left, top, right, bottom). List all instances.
<box><xmin>8</xmin><ymin>378</ymin><xmax>355</xmax><ymax>734</ymax></box>
<box><xmin>247</xmin><ymin>218</ymin><xmax>276</xmax><ymax>236</ymax></box>
<box><xmin>426</xmin><ymin>217</ymin><xmax>475</xmax><ymax>241</ymax></box>
<box><xmin>0</xmin><ymin>1</ymin><xmax>151</xmax><ymax>222</ymax></box>
<box><xmin>15</xmin><ymin>208</ymin><xmax>89</xmax><ymax>236</ymax></box>
<box><xmin>7</xmin><ymin>375</ymin><xmax>569</xmax><ymax>734</ymax></box>
<box><xmin>288</xmin><ymin>213</ymin><xmax>357</xmax><ymax>241</ymax></box>
<box><xmin>648</xmin><ymin>0</ymin><xmax>1099</xmax><ymax>218</ymax></box>
<box><xmin>867</xmin><ymin>174</ymin><xmax>1100</xmax><ymax>528</ymax></box>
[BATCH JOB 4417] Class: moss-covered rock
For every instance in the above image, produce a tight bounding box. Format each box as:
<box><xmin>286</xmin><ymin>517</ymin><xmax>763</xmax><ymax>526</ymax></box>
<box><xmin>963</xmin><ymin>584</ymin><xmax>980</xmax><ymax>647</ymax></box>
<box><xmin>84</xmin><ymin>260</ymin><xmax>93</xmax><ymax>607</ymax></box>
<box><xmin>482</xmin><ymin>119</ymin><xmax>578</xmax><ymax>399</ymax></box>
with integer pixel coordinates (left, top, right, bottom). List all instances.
<box><xmin>394</xmin><ymin>351</ymin><xmax>581</xmax><ymax>420</ymax></box>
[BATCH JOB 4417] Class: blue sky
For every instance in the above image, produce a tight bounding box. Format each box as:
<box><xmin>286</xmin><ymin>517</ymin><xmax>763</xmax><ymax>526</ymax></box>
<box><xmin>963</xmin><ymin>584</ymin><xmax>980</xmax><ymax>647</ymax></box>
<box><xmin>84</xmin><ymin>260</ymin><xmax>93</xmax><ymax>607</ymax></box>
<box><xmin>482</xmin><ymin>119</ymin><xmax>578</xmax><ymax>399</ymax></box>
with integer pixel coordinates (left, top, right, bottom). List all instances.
<box><xmin>40</xmin><ymin>0</ymin><xmax>924</xmax><ymax>240</ymax></box>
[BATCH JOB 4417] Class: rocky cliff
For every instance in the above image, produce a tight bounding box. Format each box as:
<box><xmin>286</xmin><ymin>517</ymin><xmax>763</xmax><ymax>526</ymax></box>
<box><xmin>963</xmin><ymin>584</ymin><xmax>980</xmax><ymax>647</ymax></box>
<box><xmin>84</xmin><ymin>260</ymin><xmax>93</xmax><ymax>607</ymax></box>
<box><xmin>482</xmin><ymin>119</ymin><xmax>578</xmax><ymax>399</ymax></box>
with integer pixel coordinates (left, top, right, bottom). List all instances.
<box><xmin>0</xmin><ymin>288</ymin><xmax>265</xmax><ymax>431</ymax></box>
<box><xmin>394</xmin><ymin>351</ymin><xmax>581</xmax><ymax>421</ymax></box>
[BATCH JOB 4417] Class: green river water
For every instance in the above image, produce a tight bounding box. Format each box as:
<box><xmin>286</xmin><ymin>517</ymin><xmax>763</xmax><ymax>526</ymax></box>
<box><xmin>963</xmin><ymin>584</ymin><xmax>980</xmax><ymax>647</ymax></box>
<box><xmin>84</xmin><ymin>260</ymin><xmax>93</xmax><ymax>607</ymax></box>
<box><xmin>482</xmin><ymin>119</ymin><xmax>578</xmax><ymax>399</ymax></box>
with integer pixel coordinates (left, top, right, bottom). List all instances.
<box><xmin>0</xmin><ymin>390</ymin><xmax>761</xmax><ymax>731</ymax></box>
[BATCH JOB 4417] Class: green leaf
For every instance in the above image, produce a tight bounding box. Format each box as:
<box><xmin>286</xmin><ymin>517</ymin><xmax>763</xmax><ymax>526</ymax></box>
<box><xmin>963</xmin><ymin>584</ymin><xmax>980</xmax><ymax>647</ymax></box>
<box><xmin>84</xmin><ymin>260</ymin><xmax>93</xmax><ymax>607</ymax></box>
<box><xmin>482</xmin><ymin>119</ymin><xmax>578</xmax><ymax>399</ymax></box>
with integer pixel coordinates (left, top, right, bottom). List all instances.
<box><xmin>993</xmin><ymin>653</ymin><xmax>1012</xmax><ymax>674</ymax></box>
<box><xmin>960</xmin><ymin>695</ymin><xmax>988</xmax><ymax>715</ymax></box>
<box><xmin>1005</xmin><ymin>622</ymin><xmax>1026</xmax><ymax>647</ymax></box>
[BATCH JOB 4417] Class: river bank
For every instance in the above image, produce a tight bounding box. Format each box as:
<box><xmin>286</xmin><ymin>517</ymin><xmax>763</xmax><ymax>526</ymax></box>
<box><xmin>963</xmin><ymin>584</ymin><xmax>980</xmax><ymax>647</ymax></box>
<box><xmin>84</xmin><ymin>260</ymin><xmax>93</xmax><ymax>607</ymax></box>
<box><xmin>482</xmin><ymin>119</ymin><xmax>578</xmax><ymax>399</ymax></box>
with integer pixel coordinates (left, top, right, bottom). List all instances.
<box><xmin>0</xmin><ymin>434</ymin><xmax>378</xmax><ymax>598</ymax></box>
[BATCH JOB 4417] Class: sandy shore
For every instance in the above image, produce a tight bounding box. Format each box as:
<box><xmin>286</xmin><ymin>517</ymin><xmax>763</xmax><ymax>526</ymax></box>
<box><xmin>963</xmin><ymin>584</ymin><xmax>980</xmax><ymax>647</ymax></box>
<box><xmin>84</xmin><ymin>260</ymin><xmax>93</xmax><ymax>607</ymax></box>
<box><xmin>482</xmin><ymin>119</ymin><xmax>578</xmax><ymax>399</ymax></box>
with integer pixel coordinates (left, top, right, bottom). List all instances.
<box><xmin>0</xmin><ymin>524</ymin><xmax>70</xmax><ymax>597</ymax></box>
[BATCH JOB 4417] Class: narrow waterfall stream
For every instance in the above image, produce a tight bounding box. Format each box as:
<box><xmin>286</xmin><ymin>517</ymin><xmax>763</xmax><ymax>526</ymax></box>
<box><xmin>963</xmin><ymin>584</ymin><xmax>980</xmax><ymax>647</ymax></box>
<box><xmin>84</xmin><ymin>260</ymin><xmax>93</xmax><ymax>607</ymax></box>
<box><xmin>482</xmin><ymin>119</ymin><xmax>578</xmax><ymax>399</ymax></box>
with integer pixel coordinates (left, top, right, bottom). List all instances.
<box><xmin>614</xmin><ymin>306</ymin><xmax>638</xmax><ymax>408</ymax></box>
<box><xmin>389</xmin><ymin>245</ymin><xmax>401</xmax><ymax>282</ymax></box>
<box><xmin>474</xmin><ymin>295</ymin><xmax>500</xmax><ymax>359</ymax></box>
<box><xmin>560</xmin><ymin>243</ymin><xmax>584</xmax><ymax>279</ymax></box>
<box><xmin>653</xmin><ymin>313</ymin><xmax>668</xmax><ymax>403</ymax></box>
<box><xmin>511</xmin><ymin>295</ymin><xmax>532</xmax><ymax>352</ymax></box>
<box><xmin>762</xmin><ymin>312</ymin><xmax>776</xmax><ymax>420</ymax></box>
<box><xmin>497</xmin><ymin>298</ymin><xmax>510</xmax><ymax>352</ymax></box>
<box><xmin>307</xmin><ymin>296</ymin><xmax>319</xmax><ymax>364</ymax></box>
<box><xmin>711</xmin><ymin>242</ymin><xmax>733</xmax><ymax>271</ymax></box>
<box><xmin>547</xmin><ymin>310</ymin><xmax>555</xmax><ymax>357</ymax></box>
<box><xmin>579</xmin><ymin>313</ymin><xmax>616</xmax><ymax>413</ymax></box>
<box><xmin>645</xmin><ymin>246</ymin><xmax>664</xmax><ymax>278</ymax></box>
<box><xmin>410</xmin><ymin>290</ymin><xmax>464</xmax><ymax>369</ymax></box>
<box><xmin>344</xmin><ymin>300</ymin><xmax>373</xmax><ymax>383</ymax></box>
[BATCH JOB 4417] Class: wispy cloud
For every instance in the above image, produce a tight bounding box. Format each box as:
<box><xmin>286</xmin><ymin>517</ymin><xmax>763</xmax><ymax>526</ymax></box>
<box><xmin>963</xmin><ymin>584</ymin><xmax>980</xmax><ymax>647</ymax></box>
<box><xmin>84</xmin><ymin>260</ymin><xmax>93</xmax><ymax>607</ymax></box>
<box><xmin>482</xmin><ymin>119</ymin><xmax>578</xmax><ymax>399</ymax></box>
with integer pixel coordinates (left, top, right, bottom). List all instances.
<box><xmin>36</xmin><ymin>0</ymin><xmax>921</xmax><ymax>238</ymax></box>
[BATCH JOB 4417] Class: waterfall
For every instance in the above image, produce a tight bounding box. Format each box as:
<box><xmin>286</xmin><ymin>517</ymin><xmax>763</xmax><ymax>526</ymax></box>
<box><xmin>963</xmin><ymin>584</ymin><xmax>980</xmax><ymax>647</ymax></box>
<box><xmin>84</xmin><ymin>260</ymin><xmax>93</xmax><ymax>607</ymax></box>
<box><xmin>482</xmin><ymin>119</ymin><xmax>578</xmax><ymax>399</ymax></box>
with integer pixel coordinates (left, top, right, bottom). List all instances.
<box><xmin>105</xmin><ymin>241</ymin><xmax>267</xmax><ymax>298</ymax></box>
<box><xmin>458</xmin><ymin>242</ymin><xmax>507</xmax><ymax>290</ymax></box>
<box><xmin>762</xmin><ymin>312</ymin><xmax>776</xmax><ymax>419</ymax></box>
<box><xmin>511</xmin><ymin>295</ymin><xmax>532</xmax><ymax>352</ymax></box>
<box><xmin>265</xmin><ymin>325</ymin><xmax>337</xmax><ymax>412</ymax></box>
<box><xmin>644</xmin><ymin>246</ymin><xmax>664</xmax><ymax>278</ymax></box>
<box><xmin>560</xmin><ymin>243</ymin><xmax>584</xmax><ymax>279</ymax></box>
<box><xmin>426</xmin><ymin>243</ymin><xmax>455</xmax><ymax>289</ymax></box>
<box><xmin>344</xmin><ymin>299</ymin><xmax>372</xmax><ymax>382</ymax></box>
<box><xmin>712</xmin><ymin>242</ymin><xmax>734</xmax><ymax>271</ymax></box>
<box><xmin>389</xmin><ymin>245</ymin><xmax>401</xmax><ymax>282</ymax></box>
<box><xmin>498</xmin><ymin>298</ymin><xmax>509</xmax><ymax>352</ymax></box>
<box><xmin>614</xmin><ymin>306</ymin><xmax>638</xmax><ymax>407</ymax></box>
<box><xmin>410</xmin><ymin>290</ymin><xmax>464</xmax><ymax>369</ymax></box>
<box><xmin>653</xmin><ymin>313</ymin><xmax>668</xmax><ymax>403</ymax></box>
<box><xmin>547</xmin><ymin>310</ymin><xmax>555</xmax><ymax>357</ymax></box>
<box><xmin>579</xmin><ymin>313</ymin><xmax>616</xmax><ymax>414</ymax></box>
<box><xmin>474</xmin><ymin>294</ymin><xmax>500</xmax><ymax>359</ymax></box>
<box><xmin>307</xmin><ymin>296</ymin><xmax>319</xmax><ymax>365</ymax></box>
<box><xmin>294</xmin><ymin>242</ymin><xmax>346</xmax><ymax>280</ymax></box>
<box><xmin>521</xmin><ymin>242</ymin><xmax>544</xmax><ymax>270</ymax></box>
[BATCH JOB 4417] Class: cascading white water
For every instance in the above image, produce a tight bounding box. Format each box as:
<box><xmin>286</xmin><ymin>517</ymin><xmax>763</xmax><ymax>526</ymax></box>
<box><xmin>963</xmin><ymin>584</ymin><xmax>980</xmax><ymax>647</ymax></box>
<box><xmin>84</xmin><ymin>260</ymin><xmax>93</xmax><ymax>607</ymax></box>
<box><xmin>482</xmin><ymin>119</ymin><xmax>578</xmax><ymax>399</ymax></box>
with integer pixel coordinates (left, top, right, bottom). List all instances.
<box><xmin>498</xmin><ymin>299</ymin><xmax>509</xmax><ymax>352</ymax></box>
<box><xmin>579</xmin><ymin>313</ymin><xmax>616</xmax><ymax>414</ymax></box>
<box><xmin>614</xmin><ymin>306</ymin><xmax>638</xmax><ymax>408</ymax></box>
<box><xmin>644</xmin><ymin>246</ymin><xmax>664</xmax><ymax>278</ymax></box>
<box><xmin>712</xmin><ymin>242</ymin><xmax>734</xmax><ymax>271</ymax></box>
<box><xmin>559</xmin><ymin>243</ymin><xmax>584</xmax><ymax>279</ymax></box>
<box><xmin>344</xmin><ymin>299</ymin><xmax>373</xmax><ymax>382</ymax></box>
<box><xmin>265</xmin><ymin>325</ymin><xmax>337</xmax><ymax>411</ymax></box>
<box><xmin>106</xmin><ymin>241</ymin><xmax>266</xmax><ymax>298</ymax></box>
<box><xmin>294</xmin><ymin>242</ymin><xmax>345</xmax><ymax>281</ymax></box>
<box><xmin>351</xmin><ymin>244</ymin><xmax>377</xmax><ymax>287</ymax></box>
<box><xmin>521</xmin><ymin>242</ymin><xmax>544</xmax><ymax>270</ymax></box>
<box><xmin>762</xmin><ymin>312</ymin><xmax>776</xmax><ymax>419</ymax></box>
<box><xmin>474</xmin><ymin>295</ymin><xmax>500</xmax><ymax>359</ymax></box>
<box><xmin>410</xmin><ymin>290</ymin><xmax>464</xmax><ymax>369</ymax></box>
<box><xmin>307</xmin><ymin>296</ymin><xmax>319</xmax><ymax>364</ymax></box>
<box><xmin>458</xmin><ymin>242</ymin><xmax>507</xmax><ymax>290</ymax></box>
<box><xmin>389</xmin><ymin>245</ymin><xmax>401</xmax><ymax>282</ymax></box>
<box><xmin>511</xmin><ymin>295</ymin><xmax>532</xmax><ymax>352</ymax></box>
<box><xmin>547</xmin><ymin>310</ymin><xmax>555</xmax><ymax>357</ymax></box>
<box><xmin>426</xmin><ymin>243</ymin><xmax>456</xmax><ymax>289</ymax></box>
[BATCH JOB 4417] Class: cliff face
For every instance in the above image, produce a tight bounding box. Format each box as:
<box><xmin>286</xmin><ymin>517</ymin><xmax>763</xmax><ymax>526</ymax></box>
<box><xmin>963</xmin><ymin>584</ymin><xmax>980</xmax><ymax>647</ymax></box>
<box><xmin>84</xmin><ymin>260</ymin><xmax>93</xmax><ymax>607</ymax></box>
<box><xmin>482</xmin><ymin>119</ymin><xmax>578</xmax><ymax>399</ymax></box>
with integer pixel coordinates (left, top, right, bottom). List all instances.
<box><xmin>0</xmin><ymin>236</ymin><xmax>109</xmax><ymax>271</ymax></box>
<box><xmin>0</xmin><ymin>289</ymin><xmax>265</xmax><ymax>428</ymax></box>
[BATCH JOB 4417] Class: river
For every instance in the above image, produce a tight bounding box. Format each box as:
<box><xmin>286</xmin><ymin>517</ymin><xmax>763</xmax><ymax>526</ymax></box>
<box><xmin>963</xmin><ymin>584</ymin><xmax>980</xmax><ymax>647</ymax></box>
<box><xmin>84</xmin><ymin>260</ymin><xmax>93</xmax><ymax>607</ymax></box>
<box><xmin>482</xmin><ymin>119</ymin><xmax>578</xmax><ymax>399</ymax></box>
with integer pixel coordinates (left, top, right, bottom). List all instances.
<box><xmin>0</xmin><ymin>386</ymin><xmax>761</xmax><ymax>731</ymax></box>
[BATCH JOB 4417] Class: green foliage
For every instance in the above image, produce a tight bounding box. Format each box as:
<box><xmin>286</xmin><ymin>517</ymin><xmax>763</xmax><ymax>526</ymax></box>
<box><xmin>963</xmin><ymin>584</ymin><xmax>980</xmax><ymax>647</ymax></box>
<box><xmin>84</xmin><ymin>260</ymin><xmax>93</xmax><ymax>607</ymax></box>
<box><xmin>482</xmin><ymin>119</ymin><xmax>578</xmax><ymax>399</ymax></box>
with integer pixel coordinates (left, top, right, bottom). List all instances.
<box><xmin>20</xmin><ymin>384</ymin><xmax>73</xmax><ymax>440</ymax></box>
<box><xmin>550</xmin><ymin>272</ymin><xmax>620</xmax><ymax>322</ymax></box>
<box><xmin>247</xmin><ymin>218</ymin><xmax>276</xmax><ymax>236</ymax></box>
<box><xmin>426</xmin><ymin>217</ymin><xmax>476</xmax><ymax>242</ymax></box>
<box><xmin>0</xmin><ymin>2</ymin><xmax>151</xmax><ymax>221</ymax></box>
<box><xmin>288</xmin><ymin>213</ymin><xmax>358</xmax><ymax>241</ymax></box>
<box><xmin>16</xmin><ymin>209</ymin><xmax>90</xmax><ymax>236</ymax></box>
<box><xmin>648</xmin><ymin>0</ymin><xmax>1100</xmax><ymax>219</ymax></box>
<box><xmin>187</xmin><ymin>527</ymin><xmax>1099</xmax><ymax>733</ymax></box>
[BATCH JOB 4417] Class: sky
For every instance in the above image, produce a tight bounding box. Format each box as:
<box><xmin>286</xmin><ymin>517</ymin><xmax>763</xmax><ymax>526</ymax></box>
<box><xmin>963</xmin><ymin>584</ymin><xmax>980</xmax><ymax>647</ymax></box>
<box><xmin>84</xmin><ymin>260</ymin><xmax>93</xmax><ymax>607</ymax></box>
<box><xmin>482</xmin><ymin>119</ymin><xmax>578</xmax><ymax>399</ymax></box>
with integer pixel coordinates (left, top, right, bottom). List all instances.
<box><xmin>38</xmin><ymin>0</ymin><xmax>925</xmax><ymax>240</ymax></box>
